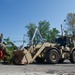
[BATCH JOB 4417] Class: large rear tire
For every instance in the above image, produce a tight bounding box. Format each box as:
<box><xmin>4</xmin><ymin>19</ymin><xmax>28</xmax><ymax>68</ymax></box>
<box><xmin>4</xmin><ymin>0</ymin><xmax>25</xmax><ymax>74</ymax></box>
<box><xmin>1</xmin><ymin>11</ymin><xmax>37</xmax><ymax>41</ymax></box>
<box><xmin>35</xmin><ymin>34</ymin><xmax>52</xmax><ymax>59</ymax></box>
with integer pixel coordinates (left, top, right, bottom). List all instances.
<box><xmin>70</xmin><ymin>50</ymin><xmax>75</xmax><ymax>63</ymax></box>
<box><xmin>35</xmin><ymin>57</ymin><xmax>45</xmax><ymax>63</ymax></box>
<box><xmin>47</xmin><ymin>49</ymin><xmax>60</xmax><ymax>64</ymax></box>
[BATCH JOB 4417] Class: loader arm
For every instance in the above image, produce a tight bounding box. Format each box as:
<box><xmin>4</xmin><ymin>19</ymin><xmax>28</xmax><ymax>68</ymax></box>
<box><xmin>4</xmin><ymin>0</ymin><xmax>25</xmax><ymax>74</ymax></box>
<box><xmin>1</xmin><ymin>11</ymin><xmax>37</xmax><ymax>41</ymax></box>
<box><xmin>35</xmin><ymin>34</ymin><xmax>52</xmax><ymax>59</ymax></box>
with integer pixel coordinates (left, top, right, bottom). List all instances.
<box><xmin>31</xmin><ymin>43</ymin><xmax>51</xmax><ymax>62</ymax></box>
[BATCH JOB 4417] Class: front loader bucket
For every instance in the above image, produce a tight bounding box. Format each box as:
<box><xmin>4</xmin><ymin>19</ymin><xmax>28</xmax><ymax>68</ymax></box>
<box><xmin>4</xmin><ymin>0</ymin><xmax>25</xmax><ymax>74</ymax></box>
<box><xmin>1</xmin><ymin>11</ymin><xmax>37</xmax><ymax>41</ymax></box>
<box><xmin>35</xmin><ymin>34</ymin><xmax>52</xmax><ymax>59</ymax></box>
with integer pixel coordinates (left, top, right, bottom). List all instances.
<box><xmin>13</xmin><ymin>49</ymin><xmax>32</xmax><ymax>65</ymax></box>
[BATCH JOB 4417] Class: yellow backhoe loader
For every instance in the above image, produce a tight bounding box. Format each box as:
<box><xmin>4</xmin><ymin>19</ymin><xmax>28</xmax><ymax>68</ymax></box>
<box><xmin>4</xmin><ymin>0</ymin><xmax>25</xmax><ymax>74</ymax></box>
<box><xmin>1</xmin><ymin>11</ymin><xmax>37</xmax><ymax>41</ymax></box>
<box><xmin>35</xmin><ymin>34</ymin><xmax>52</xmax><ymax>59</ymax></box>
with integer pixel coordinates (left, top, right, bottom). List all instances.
<box><xmin>10</xmin><ymin>28</ymin><xmax>75</xmax><ymax>65</ymax></box>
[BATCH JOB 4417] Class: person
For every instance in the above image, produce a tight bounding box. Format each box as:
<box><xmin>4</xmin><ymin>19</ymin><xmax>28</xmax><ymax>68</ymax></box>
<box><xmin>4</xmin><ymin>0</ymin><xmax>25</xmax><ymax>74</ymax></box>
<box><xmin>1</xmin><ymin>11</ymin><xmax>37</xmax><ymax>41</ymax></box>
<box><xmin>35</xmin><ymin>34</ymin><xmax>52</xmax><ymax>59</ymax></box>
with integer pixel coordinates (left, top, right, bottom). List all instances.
<box><xmin>0</xmin><ymin>33</ymin><xmax>3</xmax><ymax>43</ymax></box>
<box><xmin>0</xmin><ymin>42</ymin><xmax>10</xmax><ymax>62</ymax></box>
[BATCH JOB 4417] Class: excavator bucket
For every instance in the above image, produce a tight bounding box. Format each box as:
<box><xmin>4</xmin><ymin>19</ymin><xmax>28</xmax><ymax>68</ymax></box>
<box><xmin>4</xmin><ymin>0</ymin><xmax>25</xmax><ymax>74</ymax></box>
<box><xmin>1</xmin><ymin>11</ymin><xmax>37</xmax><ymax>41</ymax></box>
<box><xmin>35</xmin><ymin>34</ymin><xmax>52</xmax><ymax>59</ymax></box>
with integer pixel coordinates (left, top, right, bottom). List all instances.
<box><xmin>12</xmin><ymin>49</ymin><xmax>32</xmax><ymax>64</ymax></box>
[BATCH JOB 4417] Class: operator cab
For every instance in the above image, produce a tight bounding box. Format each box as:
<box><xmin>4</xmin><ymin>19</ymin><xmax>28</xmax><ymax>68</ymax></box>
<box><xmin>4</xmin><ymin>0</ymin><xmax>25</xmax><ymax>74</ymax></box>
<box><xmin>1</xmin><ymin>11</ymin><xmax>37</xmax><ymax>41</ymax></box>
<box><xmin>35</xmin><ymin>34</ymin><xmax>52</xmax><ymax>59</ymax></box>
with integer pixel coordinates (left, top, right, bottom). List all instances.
<box><xmin>55</xmin><ymin>36</ymin><xmax>73</xmax><ymax>47</ymax></box>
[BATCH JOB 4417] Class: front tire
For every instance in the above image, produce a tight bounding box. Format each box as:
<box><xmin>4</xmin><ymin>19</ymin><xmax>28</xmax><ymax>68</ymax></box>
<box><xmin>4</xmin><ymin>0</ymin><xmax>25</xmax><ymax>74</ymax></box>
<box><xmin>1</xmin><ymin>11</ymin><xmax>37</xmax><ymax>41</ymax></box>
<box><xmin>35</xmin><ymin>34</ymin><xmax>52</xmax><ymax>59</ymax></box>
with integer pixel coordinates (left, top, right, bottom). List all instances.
<box><xmin>70</xmin><ymin>50</ymin><xmax>75</xmax><ymax>63</ymax></box>
<box><xmin>47</xmin><ymin>49</ymin><xmax>60</xmax><ymax>64</ymax></box>
<box><xmin>35</xmin><ymin>57</ymin><xmax>45</xmax><ymax>63</ymax></box>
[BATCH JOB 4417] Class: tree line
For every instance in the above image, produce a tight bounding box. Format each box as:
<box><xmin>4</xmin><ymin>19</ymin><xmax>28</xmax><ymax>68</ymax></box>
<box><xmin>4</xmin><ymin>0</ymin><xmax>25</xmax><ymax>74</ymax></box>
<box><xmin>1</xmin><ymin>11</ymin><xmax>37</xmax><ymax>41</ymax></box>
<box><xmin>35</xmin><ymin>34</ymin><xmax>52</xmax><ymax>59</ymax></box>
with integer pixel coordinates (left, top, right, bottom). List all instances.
<box><xmin>26</xmin><ymin>13</ymin><xmax>75</xmax><ymax>45</ymax></box>
<box><xmin>4</xmin><ymin>12</ymin><xmax>75</xmax><ymax>51</ymax></box>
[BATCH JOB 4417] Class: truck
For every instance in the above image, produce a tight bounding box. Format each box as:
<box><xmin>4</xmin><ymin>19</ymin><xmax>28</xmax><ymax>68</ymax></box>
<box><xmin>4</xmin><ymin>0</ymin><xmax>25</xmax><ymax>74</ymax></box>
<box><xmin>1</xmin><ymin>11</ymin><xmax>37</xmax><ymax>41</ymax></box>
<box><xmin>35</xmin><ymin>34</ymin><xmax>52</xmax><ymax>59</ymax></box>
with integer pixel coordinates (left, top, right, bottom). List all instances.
<box><xmin>10</xmin><ymin>28</ymin><xmax>75</xmax><ymax>65</ymax></box>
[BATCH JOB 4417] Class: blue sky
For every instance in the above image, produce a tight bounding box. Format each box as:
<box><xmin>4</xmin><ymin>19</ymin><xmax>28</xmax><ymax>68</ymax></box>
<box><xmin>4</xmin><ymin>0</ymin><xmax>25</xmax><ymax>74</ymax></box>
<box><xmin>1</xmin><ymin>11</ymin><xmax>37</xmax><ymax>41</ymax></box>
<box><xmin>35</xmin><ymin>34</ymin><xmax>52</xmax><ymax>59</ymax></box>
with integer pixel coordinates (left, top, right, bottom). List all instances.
<box><xmin>0</xmin><ymin>0</ymin><xmax>75</xmax><ymax>46</ymax></box>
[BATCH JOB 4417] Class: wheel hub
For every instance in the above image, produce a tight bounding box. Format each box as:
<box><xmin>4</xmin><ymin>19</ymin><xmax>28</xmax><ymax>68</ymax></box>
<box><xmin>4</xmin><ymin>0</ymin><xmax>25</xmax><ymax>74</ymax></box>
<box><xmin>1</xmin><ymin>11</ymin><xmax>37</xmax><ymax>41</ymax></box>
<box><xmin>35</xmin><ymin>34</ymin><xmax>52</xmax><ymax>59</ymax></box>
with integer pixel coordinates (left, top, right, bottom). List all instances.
<box><xmin>51</xmin><ymin>53</ymin><xmax>57</xmax><ymax>61</ymax></box>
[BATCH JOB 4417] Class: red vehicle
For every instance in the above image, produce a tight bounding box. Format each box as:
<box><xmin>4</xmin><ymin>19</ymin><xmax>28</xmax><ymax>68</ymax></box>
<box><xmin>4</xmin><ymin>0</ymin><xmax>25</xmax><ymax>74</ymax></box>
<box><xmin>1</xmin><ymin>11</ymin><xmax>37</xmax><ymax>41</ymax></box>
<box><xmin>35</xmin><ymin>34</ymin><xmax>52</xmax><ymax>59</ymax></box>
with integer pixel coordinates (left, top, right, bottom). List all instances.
<box><xmin>0</xmin><ymin>50</ymin><xmax>7</xmax><ymax>62</ymax></box>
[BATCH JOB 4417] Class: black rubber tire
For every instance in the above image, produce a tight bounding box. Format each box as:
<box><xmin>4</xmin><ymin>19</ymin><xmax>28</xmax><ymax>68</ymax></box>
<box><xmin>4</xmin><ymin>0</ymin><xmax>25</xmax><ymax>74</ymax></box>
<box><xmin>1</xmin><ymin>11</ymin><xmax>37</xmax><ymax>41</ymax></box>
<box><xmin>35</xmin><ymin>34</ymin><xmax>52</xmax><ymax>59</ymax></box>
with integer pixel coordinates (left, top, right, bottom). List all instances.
<box><xmin>70</xmin><ymin>50</ymin><xmax>75</xmax><ymax>63</ymax></box>
<box><xmin>35</xmin><ymin>57</ymin><xmax>45</xmax><ymax>63</ymax></box>
<box><xmin>59</xmin><ymin>59</ymin><xmax>64</xmax><ymax>63</ymax></box>
<box><xmin>47</xmin><ymin>49</ymin><xmax>60</xmax><ymax>64</ymax></box>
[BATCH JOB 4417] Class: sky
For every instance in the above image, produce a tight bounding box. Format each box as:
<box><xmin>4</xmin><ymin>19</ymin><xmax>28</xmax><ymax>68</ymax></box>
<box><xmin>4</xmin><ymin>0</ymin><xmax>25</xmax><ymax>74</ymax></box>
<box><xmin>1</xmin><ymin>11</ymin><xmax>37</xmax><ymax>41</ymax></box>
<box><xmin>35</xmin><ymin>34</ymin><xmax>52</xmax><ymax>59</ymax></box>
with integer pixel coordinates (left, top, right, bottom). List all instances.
<box><xmin>0</xmin><ymin>0</ymin><xmax>75</xmax><ymax>46</ymax></box>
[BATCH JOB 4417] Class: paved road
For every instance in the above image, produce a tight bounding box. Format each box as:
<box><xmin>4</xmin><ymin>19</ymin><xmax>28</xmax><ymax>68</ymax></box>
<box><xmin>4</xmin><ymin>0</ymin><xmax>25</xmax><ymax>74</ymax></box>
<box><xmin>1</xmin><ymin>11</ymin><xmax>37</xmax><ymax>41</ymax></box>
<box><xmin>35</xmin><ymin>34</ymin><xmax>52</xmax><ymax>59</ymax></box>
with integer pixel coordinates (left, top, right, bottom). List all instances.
<box><xmin>0</xmin><ymin>60</ymin><xmax>75</xmax><ymax>74</ymax></box>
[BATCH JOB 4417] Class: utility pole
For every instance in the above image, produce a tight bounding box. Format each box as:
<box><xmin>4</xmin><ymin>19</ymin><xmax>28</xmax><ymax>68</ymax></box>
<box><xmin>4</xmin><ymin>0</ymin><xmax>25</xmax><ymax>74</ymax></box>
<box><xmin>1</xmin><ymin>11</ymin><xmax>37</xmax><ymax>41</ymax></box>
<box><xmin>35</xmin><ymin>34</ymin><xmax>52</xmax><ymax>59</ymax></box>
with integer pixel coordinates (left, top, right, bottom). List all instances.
<box><xmin>23</xmin><ymin>34</ymin><xmax>25</xmax><ymax>46</ymax></box>
<box><xmin>61</xmin><ymin>24</ymin><xmax>63</xmax><ymax>36</ymax></box>
<box><xmin>61</xmin><ymin>20</ymin><xmax>66</xmax><ymax>36</ymax></box>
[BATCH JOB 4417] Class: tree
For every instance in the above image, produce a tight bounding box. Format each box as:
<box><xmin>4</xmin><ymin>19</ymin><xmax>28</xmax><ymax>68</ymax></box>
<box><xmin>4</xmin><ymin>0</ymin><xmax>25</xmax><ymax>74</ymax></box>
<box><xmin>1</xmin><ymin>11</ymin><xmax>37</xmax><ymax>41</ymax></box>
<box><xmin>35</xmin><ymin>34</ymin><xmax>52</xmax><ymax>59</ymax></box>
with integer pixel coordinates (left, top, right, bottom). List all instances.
<box><xmin>65</xmin><ymin>13</ymin><xmax>75</xmax><ymax>35</ymax></box>
<box><xmin>26</xmin><ymin>23</ymin><xmax>37</xmax><ymax>41</ymax></box>
<box><xmin>38</xmin><ymin>20</ymin><xmax>50</xmax><ymax>39</ymax></box>
<box><xmin>49</xmin><ymin>28</ymin><xmax>59</xmax><ymax>43</ymax></box>
<box><xmin>25</xmin><ymin>20</ymin><xmax>59</xmax><ymax>45</ymax></box>
<box><xmin>39</xmin><ymin>21</ymin><xmax>59</xmax><ymax>43</ymax></box>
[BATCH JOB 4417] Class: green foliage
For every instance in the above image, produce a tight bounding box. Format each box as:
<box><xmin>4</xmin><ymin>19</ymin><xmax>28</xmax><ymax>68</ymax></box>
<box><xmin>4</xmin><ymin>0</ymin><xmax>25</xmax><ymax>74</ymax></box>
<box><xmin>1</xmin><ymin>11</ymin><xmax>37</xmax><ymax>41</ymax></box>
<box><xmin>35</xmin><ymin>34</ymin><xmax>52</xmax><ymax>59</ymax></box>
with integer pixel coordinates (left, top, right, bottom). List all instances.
<box><xmin>4</xmin><ymin>37</ymin><xmax>17</xmax><ymax>49</ymax></box>
<box><xmin>65</xmin><ymin>13</ymin><xmax>75</xmax><ymax>35</ymax></box>
<box><xmin>25</xmin><ymin>20</ymin><xmax>60</xmax><ymax>45</ymax></box>
<box><xmin>26</xmin><ymin>23</ymin><xmax>37</xmax><ymax>40</ymax></box>
<box><xmin>4</xmin><ymin>37</ymin><xmax>18</xmax><ymax>57</ymax></box>
<box><xmin>38</xmin><ymin>20</ymin><xmax>50</xmax><ymax>39</ymax></box>
<box><xmin>38</xmin><ymin>20</ymin><xmax>51</xmax><ymax>43</ymax></box>
<box><xmin>49</xmin><ymin>28</ymin><xmax>60</xmax><ymax>43</ymax></box>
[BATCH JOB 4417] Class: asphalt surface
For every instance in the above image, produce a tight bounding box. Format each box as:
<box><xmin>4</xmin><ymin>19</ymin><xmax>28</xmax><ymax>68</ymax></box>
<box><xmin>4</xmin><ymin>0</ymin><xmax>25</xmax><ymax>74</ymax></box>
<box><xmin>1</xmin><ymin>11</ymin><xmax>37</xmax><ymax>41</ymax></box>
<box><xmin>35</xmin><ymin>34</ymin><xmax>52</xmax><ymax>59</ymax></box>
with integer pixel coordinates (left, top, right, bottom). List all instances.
<box><xmin>0</xmin><ymin>60</ymin><xmax>75</xmax><ymax>74</ymax></box>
